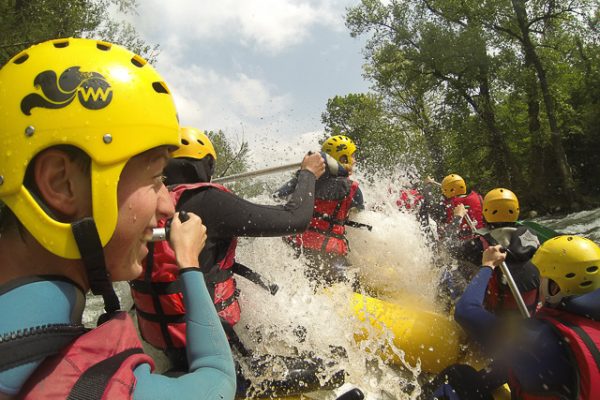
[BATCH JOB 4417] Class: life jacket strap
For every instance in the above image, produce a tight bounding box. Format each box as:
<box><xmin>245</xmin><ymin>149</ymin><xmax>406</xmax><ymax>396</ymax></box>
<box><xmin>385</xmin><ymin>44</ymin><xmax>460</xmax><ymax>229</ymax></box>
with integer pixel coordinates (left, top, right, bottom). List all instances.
<box><xmin>67</xmin><ymin>347</ymin><xmax>144</xmax><ymax>400</ymax></box>
<box><xmin>129</xmin><ymin>279</ymin><xmax>182</xmax><ymax>295</ymax></box>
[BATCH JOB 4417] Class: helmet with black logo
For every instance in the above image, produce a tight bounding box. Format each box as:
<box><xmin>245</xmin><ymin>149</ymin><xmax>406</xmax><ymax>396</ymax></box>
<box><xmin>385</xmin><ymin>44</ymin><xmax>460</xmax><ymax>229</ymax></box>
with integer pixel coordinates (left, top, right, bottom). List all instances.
<box><xmin>321</xmin><ymin>135</ymin><xmax>356</xmax><ymax>172</ymax></box>
<box><xmin>441</xmin><ymin>174</ymin><xmax>466</xmax><ymax>198</ymax></box>
<box><xmin>172</xmin><ymin>127</ymin><xmax>217</xmax><ymax>161</ymax></box>
<box><xmin>532</xmin><ymin>235</ymin><xmax>600</xmax><ymax>304</ymax></box>
<box><xmin>483</xmin><ymin>188</ymin><xmax>520</xmax><ymax>223</ymax></box>
<box><xmin>0</xmin><ymin>38</ymin><xmax>179</xmax><ymax>259</ymax></box>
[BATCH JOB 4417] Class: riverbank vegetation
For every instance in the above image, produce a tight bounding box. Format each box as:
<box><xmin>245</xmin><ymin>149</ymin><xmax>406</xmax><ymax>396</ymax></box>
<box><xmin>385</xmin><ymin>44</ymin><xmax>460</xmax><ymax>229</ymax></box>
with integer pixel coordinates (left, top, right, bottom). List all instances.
<box><xmin>321</xmin><ymin>0</ymin><xmax>599</xmax><ymax>214</ymax></box>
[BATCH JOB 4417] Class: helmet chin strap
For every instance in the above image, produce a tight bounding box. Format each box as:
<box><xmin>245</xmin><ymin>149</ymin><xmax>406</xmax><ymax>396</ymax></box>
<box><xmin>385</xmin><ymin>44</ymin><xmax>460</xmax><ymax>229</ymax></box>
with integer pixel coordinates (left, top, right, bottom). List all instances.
<box><xmin>71</xmin><ymin>217</ymin><xmax>120</xmax><ymax>324</ymax></box>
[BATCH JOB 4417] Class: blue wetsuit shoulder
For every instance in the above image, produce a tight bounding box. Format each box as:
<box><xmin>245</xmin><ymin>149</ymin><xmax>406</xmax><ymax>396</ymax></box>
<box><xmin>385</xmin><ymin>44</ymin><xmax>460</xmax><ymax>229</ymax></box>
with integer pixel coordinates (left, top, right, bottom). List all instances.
<box><xmin>0</xmin><ymin>278</ymin><xmax>84</xmax><ymax>395</ymax></box>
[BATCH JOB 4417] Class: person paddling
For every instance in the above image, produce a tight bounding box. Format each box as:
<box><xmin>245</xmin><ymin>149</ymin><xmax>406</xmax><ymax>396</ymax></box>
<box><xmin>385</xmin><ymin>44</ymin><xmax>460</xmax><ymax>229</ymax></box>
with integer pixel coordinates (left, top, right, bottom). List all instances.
<box><xmin>427</xmin><ymin>174</ymin><xmax>485</xmax><ymax>241</ymax></box>
<box><xmin>429</xmin><ymin>235</ymin><xmax>600</xmax><ymax>399</ymax></box>
<box><xmin>447</xmin><ymin>188</ymin><xmax>541</xmax><ymax>316</ymax></box>
<box><xmin>275</xmin><ymin>135</ymin><xmax>364</xmax><ymax>286</ymax></box>
<box><xmin>129</xmin><ymin>127</ymin><xmax>349</xmax><ymax>398</ymax></box>
<box><xmin>0</xmin><ymin>38</ymin><xmax>235</xmax><ymax>399</ymax></box>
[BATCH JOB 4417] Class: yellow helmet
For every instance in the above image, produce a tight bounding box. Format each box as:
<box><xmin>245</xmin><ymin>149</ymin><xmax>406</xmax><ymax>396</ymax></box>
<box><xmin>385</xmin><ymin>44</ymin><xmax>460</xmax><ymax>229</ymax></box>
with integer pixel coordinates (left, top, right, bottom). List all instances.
<box><xmin>172</xmin><ymin>127</ymin><xmax>217</xmax><ymax>161</ymax></box>
<box><xmin>483</xmin><ymin>188</ymin><xmax>520</xmax><ymax>223</ymax></box>
<box><xmin>321</xmin><ymin>135</ymin><xmax>356</xmax><ymax>171</ymax></box>
<box><xmin>532</xmin><ymin>236</ymin><xmax>600</xmax><ymax>302</ymax></box>
<box><xmin>0</xmin><ymin>38</ymin><xmax>179</xmax><ymax>259</ymax></box>
<box><xmin>441</xmin><ymin>174</ymin><xmax>466</xmax><ymax>198</ymax></box>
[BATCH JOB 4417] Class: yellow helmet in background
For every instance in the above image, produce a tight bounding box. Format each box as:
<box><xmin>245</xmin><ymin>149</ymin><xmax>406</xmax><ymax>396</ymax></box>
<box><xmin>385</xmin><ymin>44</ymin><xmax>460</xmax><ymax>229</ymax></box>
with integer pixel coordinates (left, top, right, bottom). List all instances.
<box><xmin>532</xmin><ymin>236</ymin><xmax>600</xmax><ymax>303</ymax></box>
<box><xmin>321</xmin><ymin>135</ymin><xmax>357</xmax><ymax>171</ymax></box>
<box><xmin>441</xmin><ymin>174</ymin><xmax>466</xmax><ymax>198</ymax></box>
<box><xmin>0</xmin><ymin>38</ymin><xmax>179</xmax><ymax>259</ymax></box>
<box><xmin>483</xmin><ymin>188</ymin><xmax>520</xmax><ymax>223</ymax></box>
<box><xmin>172</xmin><ymin>127</ymin><xmax>217</xmax><ymax>161</ymax></box>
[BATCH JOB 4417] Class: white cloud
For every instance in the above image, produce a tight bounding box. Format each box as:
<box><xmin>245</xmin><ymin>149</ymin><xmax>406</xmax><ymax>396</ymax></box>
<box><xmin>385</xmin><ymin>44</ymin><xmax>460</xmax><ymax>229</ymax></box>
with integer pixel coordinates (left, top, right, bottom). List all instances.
<box><xmin>132</xmin><ymin>0</ymin><xmax>352</xmax><ymax>54</ymax></box>
<box><xmin>156</xmin><ymin>56</ymin><xmax>291</xmax><ymax>125</ymax></box>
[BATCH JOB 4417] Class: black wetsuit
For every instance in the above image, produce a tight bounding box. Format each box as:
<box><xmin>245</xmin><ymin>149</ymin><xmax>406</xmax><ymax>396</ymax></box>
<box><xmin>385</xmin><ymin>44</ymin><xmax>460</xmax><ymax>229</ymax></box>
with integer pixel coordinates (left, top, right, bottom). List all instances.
<box><xmin>177</xmin><ymin>169</ymin><xmax>317</xmax><ymax>270</ymax></box>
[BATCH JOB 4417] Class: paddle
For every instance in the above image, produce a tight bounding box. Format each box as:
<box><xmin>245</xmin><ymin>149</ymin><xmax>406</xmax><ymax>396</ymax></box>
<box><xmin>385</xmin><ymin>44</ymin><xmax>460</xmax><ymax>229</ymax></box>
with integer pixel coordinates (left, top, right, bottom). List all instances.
<box><xmin>464</xmin><ymin>214</ymin><xmax>531</xmax><ymax>318</ymax></box>
<box><xmin>516</xmin><ymin>220</ymin><xmax>560</xmax><ymax>243</ymax></box>
<box><xmin>212</xmin><ymin>162</ymin><xmax>302</xmax><ymax>184</ymax></box>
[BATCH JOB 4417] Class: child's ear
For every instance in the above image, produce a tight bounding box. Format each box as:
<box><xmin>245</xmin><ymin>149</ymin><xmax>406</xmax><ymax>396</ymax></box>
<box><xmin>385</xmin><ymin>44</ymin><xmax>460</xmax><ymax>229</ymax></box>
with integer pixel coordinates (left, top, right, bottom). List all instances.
<box><xmin>34</xmin><ymin>149</ymin><xmax>90</xmax><ymax>220</ymax></box>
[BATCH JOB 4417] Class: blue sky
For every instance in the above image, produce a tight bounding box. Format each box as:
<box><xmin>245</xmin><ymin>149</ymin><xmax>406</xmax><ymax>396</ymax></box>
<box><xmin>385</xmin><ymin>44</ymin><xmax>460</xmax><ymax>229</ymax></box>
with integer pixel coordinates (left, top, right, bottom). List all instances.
<box><xmin>127</xmin><ymin>0</ymin><xmax>370</xmax><ymax>165</ymax></box>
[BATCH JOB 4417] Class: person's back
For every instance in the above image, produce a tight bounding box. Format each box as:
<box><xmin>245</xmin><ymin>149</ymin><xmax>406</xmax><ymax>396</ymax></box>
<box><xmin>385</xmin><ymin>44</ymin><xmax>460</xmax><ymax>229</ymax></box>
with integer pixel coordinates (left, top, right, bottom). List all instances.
<box><xmin>0</xmin><ymin>39</ymin><xmax>235</xmax><ymax>399</ymax></box>
<box><xmin>450</xmin><ymin>188</ymin><xmax>540</xmax><ymax>317</ymax></box>
<box><xmin>277</xmin><ymin>135</ymin><xmax>364</xmax><ymax>285</ymax></box>
<box><xmin>429</xmin><ymin>236</ymin><xmax>600</xmax><ymax>400</ymax></box>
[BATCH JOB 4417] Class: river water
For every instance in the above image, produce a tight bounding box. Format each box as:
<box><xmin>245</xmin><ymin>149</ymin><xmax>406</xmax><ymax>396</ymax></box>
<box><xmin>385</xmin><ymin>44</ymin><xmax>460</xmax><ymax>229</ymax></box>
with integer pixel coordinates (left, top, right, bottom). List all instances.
<box><xmin>83</xmin><ymin>171</ymin><xmax>599</xmax><ymax>399</ymax></box>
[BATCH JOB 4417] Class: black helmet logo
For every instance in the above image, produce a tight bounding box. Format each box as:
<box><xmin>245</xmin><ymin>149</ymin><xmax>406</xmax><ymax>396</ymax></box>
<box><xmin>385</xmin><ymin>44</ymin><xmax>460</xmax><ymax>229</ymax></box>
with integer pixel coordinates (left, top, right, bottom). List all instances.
<box><xmin>21</xmin><ymin>67</ymin><xmax>113</xmax><ymax>115</ymax></box>
<box><xmin>336</xmin><ymin>143</ymin><xmax>348</xmax><ymax>152</ymax></box>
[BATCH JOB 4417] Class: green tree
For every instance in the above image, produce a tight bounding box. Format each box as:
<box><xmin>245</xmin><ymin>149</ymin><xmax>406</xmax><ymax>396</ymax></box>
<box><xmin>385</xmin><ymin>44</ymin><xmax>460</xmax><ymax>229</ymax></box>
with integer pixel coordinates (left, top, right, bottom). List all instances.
<box><xmin>321</xmin><ymin>93</ymin><xmax>407</xmax><ymax>174</ymax></box>
<box><xmin>208</xmin><ymin>129</ymin><xmax>249</xmax><ymax>177</ymax></box>
<box><xmin>0</xmin><ymin>0</ymin><xmax>157</xmax><ymax>65</ymax></box>
<box><xmin>344</xmin><ymin>0</ymin><xmax>600</xmax><ymax>211</ymax></box>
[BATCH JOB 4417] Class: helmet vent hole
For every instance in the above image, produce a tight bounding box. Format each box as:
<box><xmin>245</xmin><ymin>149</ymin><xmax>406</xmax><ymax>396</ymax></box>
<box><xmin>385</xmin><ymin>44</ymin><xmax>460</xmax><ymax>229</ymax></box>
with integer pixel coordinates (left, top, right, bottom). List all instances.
<box><xmin>181</xmin><ymin>139</ymin><xmax>190</xmax><ymax>145</ymax></box>
<box><xmin>13</xmin><ymin>54</ymin><xmax>29</xmax><ymax>64</ymax></box>
<box><xmin>131</xmin><ymin>56</ymin><xmax>147</xmax><ymax>68</ymax></box>
<box><xmin>53</xmin><ymin>40</ymin><xmax>69</xmax><ymax>48</ymax></box>
<box><xmin>492</xmin><ymin>210</ymin><xmax>498</xmax><ymax>215</ymax></box>
<box><xmin>565</xmin><ymin>272</ymin><xmax>576</xmax><ymax>279</ymax></box>
<box><xmin>96</xmin><ymin>42</ymin><xmax>112</xmax><ymax>51</ymax></box>
<box><xmin>197</xmin><ymin>139</ymin><xmax>205</xmax><ymax>145</ymax></box>
<box><xmin>580</xmin><ymin>281</ymin><xmax>592</xmax><ymax>288</ymax></box>
<box><xmin>508</xmin><ymin>210</ymin><xmax>513</xmax><ymax>214</ymax></box>
<box><xmin>152</xmin><ymin>81</ymin><xmax>170</xmax><ymax>94</ymax></box>
<box><xmin>587</xmin><ymin>266</ymin><xmax>598</xmax><ymax>273</ymax></box>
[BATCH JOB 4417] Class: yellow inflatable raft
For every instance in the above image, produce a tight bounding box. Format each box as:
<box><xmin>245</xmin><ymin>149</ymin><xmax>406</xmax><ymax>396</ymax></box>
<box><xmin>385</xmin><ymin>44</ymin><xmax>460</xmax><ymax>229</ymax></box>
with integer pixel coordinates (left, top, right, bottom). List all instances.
<box><xmin>349</xmin><ymin>292</ymin><xmax>463</xmax><ymax>373</ymax></box>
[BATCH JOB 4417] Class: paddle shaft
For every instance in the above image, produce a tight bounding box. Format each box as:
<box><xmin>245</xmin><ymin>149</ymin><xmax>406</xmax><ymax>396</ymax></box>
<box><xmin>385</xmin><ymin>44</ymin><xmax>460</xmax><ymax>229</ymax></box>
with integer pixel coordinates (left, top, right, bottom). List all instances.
<box><xmin>212</xmin><ymin>162</ymin><xmax>302</xmax><ymax>183</ymax></box>
<box><xmin>463</xmin><ymin>213</ymin><xmax>531</xmax><ymax>318</ymax></box>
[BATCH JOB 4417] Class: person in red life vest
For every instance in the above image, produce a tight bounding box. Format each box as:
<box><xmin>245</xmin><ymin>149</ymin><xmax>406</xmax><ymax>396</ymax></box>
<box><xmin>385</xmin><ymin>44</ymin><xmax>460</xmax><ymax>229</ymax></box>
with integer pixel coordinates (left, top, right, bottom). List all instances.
<box><xmin>437</xmin><ymin>174</ymin><xmax>485</xmax><ymax>240</ymax></box>
<box><xmin>429</xmin><ymin>235</ymin><xmax>600</xmax><ymax>400</ymax></box>
<box><xmin>444</xmin><ymin>188</ymin><xmax>541</xmax><ymax>315</ymax></box>
<box><xmin>0</xmin><ymin>39</ymin><xmax>236</xmax><ymax>399</ymax></box>
<box><xmin>129</xmin><ymin>127</ymin><xmax>348</xmax><ymax>398</ymax></box>
<box><xmin>275</xmin><ymin>135</ymin><xmax>365</xmax><ymax>286</ymax></box>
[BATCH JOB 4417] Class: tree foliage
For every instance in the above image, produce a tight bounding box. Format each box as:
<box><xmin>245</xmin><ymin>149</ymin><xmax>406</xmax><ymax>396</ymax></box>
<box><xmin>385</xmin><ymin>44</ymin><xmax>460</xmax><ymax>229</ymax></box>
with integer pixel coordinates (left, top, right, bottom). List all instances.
<box><xmin>332</xmin><ymin>0</ymin><xmax>600</xmax><ymax>212</ymax></box>
<box><xmin>208</xmin><ymin>129</ymin><xmax>250</xmax><ymax>179</ymax></box>
<box><xmin>0</xmin><ymin>0</ymin><xmax>158</xmax><ymax>65</ymax></box>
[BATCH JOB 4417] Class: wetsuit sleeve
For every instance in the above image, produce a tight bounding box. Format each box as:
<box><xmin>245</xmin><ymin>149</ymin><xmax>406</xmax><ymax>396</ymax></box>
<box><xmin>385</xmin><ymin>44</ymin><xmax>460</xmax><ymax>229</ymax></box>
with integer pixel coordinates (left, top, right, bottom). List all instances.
<box><xmin>454</xmin><ymin>267</ymin><xmax>499</xmax><ymax>346</ymax></box>
<box><xmin>133</xmin><ymin>270</ymin><xmax>236</xmax><ymax>400</ymax></box>
<box><xmin>351</xmin><ymin>186</ymin><xmax>365</xmax><ymax>210</ymax></box>
<box><xmin>184</xmin><ymin>170</ymin><xmax>316</xmax><ymax>238</ymax></box>
<box><xmin>272</xmin><ymin>175</ymin><xmax>299</xmax><ymax>198</ymax></box>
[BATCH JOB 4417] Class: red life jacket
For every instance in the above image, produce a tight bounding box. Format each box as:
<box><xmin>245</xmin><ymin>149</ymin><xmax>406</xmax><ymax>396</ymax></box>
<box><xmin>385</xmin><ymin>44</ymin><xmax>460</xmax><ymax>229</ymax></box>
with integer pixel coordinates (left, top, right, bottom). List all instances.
<box><xmin>130</xmin><ymin>182</ymin><xmax>240</xmax><ymax>351</ymax></box>
<box><xmin>444</xmin><ymin>191</ymin><xmax>485</xmax><ymax>237</ymax></box>
<box><xmin>484</xmin><ymin>268</ymin><xmax>539</xmax><ymax>314</ymax></box>
<box><xmin>478</xmin><ymin>233</ymin><xmax>540</xmax><ymax>315</ymax></box>
<box><xmin>396</xmin><ymin>188</ymin><xmax>424</xmax><ymax>210</ymax></box>
<box><xmin>508</xmin><ymin>307</ymin><xmax>600</xmax><ymax>400</ymax></box>
<box><xmin>20</xmin><ymin>312</ymin><xmax>153</xmax><ymax>399</ymax></box>
<box><xmin>287</xmin><ymin>179</ymin><xmax>359</xmax><ymax>256</ymax></box>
